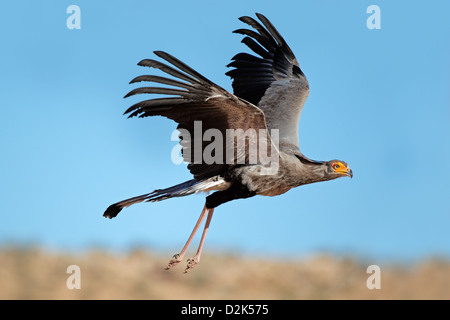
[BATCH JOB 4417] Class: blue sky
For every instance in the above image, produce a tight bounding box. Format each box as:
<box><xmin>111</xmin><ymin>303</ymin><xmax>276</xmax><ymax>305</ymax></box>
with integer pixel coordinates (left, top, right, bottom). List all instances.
<box><xmin>0</xmin><ymin>1</ymin><xmax>449</xmax><ymax>262</ymax></box>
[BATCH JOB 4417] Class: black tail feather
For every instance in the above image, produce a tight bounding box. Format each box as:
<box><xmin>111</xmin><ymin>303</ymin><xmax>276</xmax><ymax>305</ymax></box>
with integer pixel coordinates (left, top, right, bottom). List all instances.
<box><xmin>103</xmin><ymin>178</ymin><xmax>223</xmax><ymax>219</ymax></box>
<box><xmin>103</xmin><ymin>203</ymin><xmax>124</xmax><ymax>219</ymax></box>
<box><xmin>103</xmin><ymin>193</ymin><xmax>151</xmax><ymax>219</ymax></box>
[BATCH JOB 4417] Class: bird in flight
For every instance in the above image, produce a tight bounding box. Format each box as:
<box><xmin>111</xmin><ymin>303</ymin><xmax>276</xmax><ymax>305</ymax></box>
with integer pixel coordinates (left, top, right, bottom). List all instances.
<box><xmin>104</xmin><ymin>13</ymin><xmax>352</xmax><ymax>273</ymax></box>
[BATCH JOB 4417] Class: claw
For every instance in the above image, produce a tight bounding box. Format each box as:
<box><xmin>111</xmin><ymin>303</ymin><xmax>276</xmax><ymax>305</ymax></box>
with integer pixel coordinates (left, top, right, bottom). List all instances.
<box><xmin>184</xmin><ymin>257</ymin><xmax>199</xmax><ymax>273</ymax></box>
<box><xmin>163</xmin><ymin>206</ymin><xmax>214</xmax><ymax>273</ymax></box>
<box><xmin>165</xmin><ymin>253</ymin><xmax>183</xmax><ymax>270</ymax></box>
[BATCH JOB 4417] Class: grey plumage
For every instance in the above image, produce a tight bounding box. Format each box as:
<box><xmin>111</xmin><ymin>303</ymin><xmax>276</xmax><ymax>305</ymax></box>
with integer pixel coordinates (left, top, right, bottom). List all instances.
<box><xmin>104</xmin><ymin>13</ymin><xmax>352</xmax><ymax>273</ymax></box>
<box><xmin>105</xmin><ymin>12</ymin><xmax>353</xmax><ymax>214</ymax></box>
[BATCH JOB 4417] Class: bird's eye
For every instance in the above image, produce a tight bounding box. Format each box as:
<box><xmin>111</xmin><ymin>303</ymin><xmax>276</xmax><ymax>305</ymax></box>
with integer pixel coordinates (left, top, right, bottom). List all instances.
<box><xmin>333</xmin><ymin>164</ymin><xmax>340</xmax><ymax>169</ymax></box>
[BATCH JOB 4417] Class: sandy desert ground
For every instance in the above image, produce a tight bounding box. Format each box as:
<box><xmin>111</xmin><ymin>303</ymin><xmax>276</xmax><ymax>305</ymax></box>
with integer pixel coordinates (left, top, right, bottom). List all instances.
<box><xmin>0</xmin><ymin>247</ymin><xmax>449</xmax><ymax>300</ymax></box>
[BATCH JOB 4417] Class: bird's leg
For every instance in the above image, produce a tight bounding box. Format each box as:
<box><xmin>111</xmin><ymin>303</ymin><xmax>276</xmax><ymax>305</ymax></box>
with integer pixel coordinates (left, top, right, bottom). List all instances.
<box><xmin>165</xmin><ymin>204</ymin><xmax>208</xmax><ymax>270</ymax></box>
<box><xmin>184</xmin><ymin>208</ymin><xmax>214</xmax><ymax>273</ymax></box>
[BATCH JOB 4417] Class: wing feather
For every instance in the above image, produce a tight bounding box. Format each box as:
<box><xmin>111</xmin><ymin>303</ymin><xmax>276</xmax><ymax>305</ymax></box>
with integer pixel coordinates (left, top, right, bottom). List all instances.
<box><xmin>125</xmin><ymin>51</ymin><xmax>274</xmax><ymax>180</ymax></box>
<box><xmin>227</xmin><ymin>13</ymin><xmax>309</xmax><ymax>151</ymax></box>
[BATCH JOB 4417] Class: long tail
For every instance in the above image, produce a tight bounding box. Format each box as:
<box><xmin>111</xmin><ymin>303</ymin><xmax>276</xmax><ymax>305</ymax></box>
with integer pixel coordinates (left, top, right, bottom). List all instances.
<box><xmin>103</xmin><ymin>177</ymin><xmax>226</xmax><ymax>219</ymax></box>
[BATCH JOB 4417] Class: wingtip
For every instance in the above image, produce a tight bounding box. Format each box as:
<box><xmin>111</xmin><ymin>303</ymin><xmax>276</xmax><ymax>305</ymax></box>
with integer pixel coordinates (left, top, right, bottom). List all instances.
<box><xmin>153</xmin><ymin>50</ymin><xmax>170</xmax><ymax>60</ymax></box>
<box><xmin>255</xmin><ymin>12</ymin><xmax>266</xmax><ymax>20</ymax></box>
<box><xmin>129</xmin><ymin>76</ymin><xmax>141</xmax><ymax>85</ymax></box>
<box><xmin>123</xmin><ymin>103</ymin><xmax>136</xmax><ymax>116</ymax></box>
<box><xmin>123</xmin><ymin>107</ymin><xmax>135</xmax><ymax>117</ymax></box>
<box><xmin>137</xmin><ymin>59</ymin><xmax>149</xmax><ymax>67</ymax></box>
<box><xmin>238</xmin><ymin>15</ymin><xmax>251</xmax><ymax>23</ymax></box>
<box><xmin>238</xmin><ymin>13</ymin><xmax>266</xmax><ymax>22</ymax></box>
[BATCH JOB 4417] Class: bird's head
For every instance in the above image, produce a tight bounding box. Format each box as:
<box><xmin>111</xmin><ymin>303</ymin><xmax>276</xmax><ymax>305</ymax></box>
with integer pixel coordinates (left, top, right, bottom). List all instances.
<box><xmin>325</xmin><ymin>160</ymin><xmax>353</xmax><ymax>179</ymax></box>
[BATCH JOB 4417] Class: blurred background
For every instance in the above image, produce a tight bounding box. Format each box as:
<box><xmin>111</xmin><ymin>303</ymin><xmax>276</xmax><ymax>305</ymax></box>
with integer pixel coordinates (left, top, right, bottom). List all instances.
<box><xmin>0</xmin><ymin>0</ymin><xmax>449</xmax><ymax>299</ymax></box>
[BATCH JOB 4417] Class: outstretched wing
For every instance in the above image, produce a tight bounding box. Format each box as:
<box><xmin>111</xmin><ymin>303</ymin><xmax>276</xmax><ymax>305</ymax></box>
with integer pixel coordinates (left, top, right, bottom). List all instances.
<box><xmin>125</xmin><ymin>51</ymin><xmax>274</xmax><ymax>180</ymax></box>
<box><xmin>226</xmin><ymin>13</ymin><xmax>309</xmax><ymax>153</ymax></box>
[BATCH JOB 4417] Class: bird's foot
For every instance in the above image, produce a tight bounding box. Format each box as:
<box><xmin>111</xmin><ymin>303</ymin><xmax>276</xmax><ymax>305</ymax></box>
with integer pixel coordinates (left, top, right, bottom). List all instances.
<box><xmin>165</xmin><ymin>253</ymin><xmax>183</xmax><ymax>270</ymax></box>
<box><xmin>184</xmin><ymin>257</ymin><xmax>199</xmax><ymax>273</ymax></box>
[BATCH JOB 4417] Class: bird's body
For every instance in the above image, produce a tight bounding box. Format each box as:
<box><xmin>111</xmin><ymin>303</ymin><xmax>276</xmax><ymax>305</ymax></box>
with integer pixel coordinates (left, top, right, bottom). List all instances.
<box><xmin>104</xmin><ymin>13</ymin><xmax>352</xmax><ymax>272</ymax></box>
<box><xmin>232</xmin><ymin>156</ymin><xmax>332</xmax><ymax>196</ymax></box>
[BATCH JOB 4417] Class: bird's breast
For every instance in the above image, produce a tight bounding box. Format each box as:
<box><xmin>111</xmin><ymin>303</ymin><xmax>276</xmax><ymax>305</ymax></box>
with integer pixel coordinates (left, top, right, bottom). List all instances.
<box><xmin>231</xmin><ymin>159</ymin><xmax>295</xmax><ymax>197</ymax></box>
<box><xmin>231</xmin><ymin>153</ymin><xmax>324</xmax><ymax>197</ymax></box>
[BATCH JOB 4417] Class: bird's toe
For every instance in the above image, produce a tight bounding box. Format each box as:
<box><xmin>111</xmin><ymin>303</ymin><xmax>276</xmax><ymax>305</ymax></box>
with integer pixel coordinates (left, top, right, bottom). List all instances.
<box><xmin>165</xmin><ymin>253</ymin><xmax>183</xmax><ymax>270</ymax></box>
<box><xmin>183</xmin><ymin>257</ymin><xmax>199</xmax><ymax>273</ymax></box>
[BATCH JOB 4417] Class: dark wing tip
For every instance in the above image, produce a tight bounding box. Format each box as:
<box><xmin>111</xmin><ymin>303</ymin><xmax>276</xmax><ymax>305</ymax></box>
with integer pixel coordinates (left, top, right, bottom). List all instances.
<box><xmin>123</xmin><ymin>91</ymin><xmax>133</xmax><ymax>99</ymax></box>
<box><xmin>137</xmin><ymin>59</ymin><xmax>146</xmax><ymax>66</ymax></box>
<box><xmin>103</xmin><ymin>203</ymin><xmax>123</xmax><ymax>219</ymax></box>
<box><xmin>238</xmin><ymin>15</ymin><xmax>251</xmax><ymax>22</ymax></box>
<box><xmin>153</xmin><ymin>50</ymin><xmax>167</xmax><ymax>57</ymax></box>
<box><xmin>255</xmin><ymin>12</ymin><xmax>267</xmax><ymax>20</ymax></box>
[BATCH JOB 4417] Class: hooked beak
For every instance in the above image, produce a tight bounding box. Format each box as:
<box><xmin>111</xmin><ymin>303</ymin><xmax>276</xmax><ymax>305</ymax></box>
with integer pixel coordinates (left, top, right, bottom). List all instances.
<box><xmin>335</xmin><ymin>167</ymin><xmax>353</xmax><ymax>178</ymax></box>
<box><xmin>347</xmin><ymin>168</ymin><xmax>353</xmax><ymax>179</ymax></box>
